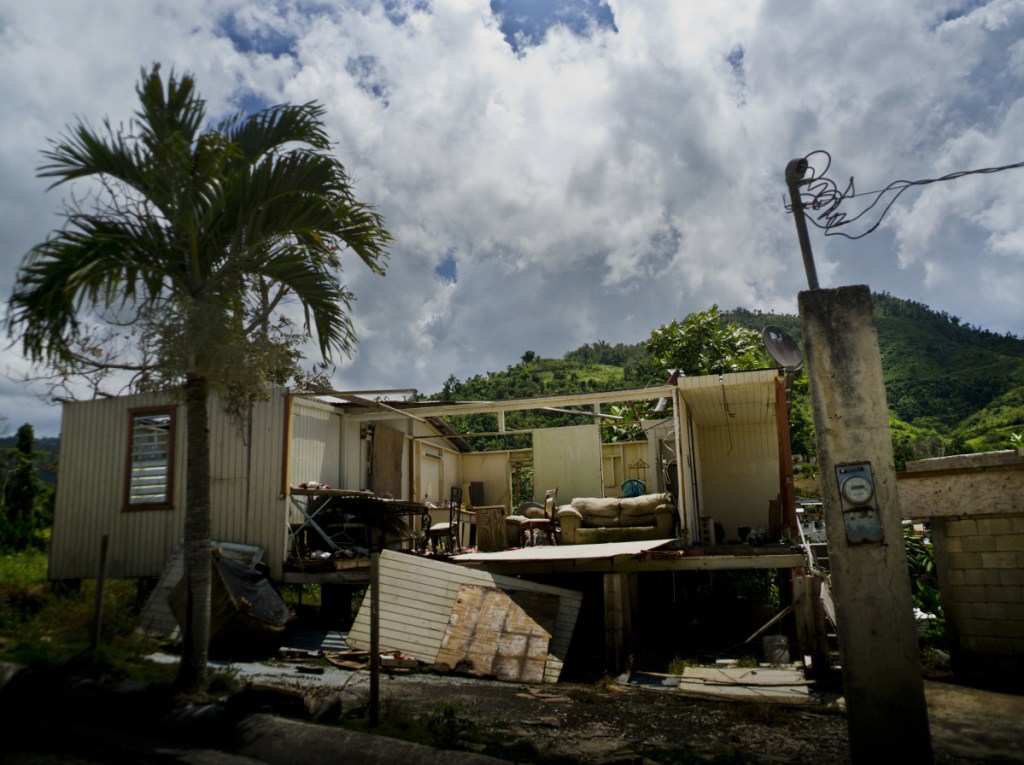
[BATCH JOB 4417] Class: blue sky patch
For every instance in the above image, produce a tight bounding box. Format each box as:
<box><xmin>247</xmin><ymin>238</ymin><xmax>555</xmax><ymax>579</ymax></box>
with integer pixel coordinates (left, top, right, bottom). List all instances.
<box><xmin>434</xmin><ymin>251</ymin><xmax>457</xmax><ymax>283</ymax></box>
<box><xmin>346</xmin><ymin>55</ymin><xmax>390</xmax><ymax>105</ymax></box>
<box><xmin>234</xmin><ymin>92</ymin><xmax>273</xmax><ymax>118</ymax></box>
<box><xmin>383</xmin><ymin>0</ymin><xmax>432</xmax><ymax>26</ymax></box>
<box><xmin>490</xmin><ymin>0</ymin><xmax>617</xmax><ymax>53</ymax></box>
<box><xmin>217</xmin><ymin>13</ymin><xmax>296</xmax><ymax>57</ymax></box>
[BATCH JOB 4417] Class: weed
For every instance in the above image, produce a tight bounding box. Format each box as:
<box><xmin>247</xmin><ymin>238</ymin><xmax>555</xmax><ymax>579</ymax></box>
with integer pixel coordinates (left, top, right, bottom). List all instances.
<box><xmin>425</xmin><ymin>701</ymin><xmax>476</xmax><ymax>749</ymax></box>
<box><xmin>667</xmin><ymin>655</ymin><xmax>689</xmax><ymax>675</ymax></box>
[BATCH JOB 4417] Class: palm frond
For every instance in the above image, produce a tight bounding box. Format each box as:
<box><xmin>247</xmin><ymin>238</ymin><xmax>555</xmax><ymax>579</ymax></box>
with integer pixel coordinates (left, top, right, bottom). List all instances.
<box><xmin>220</xmin><ymin>101</ymin><xmax>332</xmax><ymax>161</ymax></box>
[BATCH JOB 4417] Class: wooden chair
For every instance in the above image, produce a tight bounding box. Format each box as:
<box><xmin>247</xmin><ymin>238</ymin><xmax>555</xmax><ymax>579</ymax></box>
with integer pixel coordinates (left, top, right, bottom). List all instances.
<box><xmin>427</xmin><ymin>486</ymin><xmax>466</xmax><ymax>554</ymax></box>
<box><xmin>518</xmin><ymin>488</ymin><xmax>559</xmax><ymax>547</ymax></box>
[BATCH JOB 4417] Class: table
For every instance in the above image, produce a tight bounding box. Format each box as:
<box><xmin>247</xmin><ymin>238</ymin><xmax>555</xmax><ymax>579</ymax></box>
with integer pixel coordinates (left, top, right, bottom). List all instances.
<box><xmin>288</xmin><ymin>488</ymin><xmax>430</xmax><ymax>557</ymax></box>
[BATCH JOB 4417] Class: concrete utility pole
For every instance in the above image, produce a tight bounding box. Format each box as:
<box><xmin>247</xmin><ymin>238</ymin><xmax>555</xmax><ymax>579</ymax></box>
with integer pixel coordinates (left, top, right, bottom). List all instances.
<box><xmin>799</xmin><ymin>285</ymin><xmax>932</xmax><ymax>763</ymax></box>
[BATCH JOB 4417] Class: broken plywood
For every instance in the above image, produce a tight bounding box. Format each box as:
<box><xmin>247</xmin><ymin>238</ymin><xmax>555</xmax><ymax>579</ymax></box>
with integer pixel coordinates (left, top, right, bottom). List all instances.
<box><xmin>437</xmin><ymin>585</ymin><xmax>557</xmax><ymax>683</ymax></box>
<box><xmin>347</xmin><ymin>550</ymin><xmax>582</xmax><ymax>683</ymax></box>
<box><xmin>621</xmin><ymin>666</ymin><xmax>811</xmax><ymax>705</ymax></box>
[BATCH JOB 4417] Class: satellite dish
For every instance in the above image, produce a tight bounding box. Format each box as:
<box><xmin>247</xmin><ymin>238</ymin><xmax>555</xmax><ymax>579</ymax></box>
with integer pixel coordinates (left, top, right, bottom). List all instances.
<box><xmin>762</xmin><ymin>326</ymin><xmax>803</xmax><ymax>371</ymax></box>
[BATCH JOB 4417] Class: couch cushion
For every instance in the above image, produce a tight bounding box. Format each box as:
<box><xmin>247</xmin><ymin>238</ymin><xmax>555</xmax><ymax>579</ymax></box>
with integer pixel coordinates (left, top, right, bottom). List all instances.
<box><xmin>619</xmin><ymin>493</ymin><xmax>672</xmax><ymax>514</ymax></box>
<box><xmin>570</xmin><ymin>497</ymin><xmax>622</xmax><ymax>528</ymax></box>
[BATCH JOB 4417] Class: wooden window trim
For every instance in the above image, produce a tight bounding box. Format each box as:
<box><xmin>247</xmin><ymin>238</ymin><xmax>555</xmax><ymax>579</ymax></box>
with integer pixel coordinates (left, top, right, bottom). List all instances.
<box><xmin>124</xmin><ymin>405</ymin><xmax>177</xmax><ymax>511</ymax></box>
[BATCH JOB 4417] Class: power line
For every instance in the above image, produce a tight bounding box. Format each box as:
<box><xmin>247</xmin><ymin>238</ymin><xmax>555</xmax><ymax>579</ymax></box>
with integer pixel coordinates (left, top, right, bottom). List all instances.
<box><xmin>784</xmin><ymin>150</ymin><xmax>1024</xmax><ymax>240</ymax></box>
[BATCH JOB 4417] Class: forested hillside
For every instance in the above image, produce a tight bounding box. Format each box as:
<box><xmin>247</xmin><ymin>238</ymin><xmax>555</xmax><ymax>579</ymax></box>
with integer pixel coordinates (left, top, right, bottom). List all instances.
<box><xmin>723</xmin><ymin>295</ymin><xmax>1024</xmax><ymax>452</ymax></box>
<box><xmin>423</xmin><ymin>294</ymin><xmax>1024</xmax><ymax>456</ymax></box>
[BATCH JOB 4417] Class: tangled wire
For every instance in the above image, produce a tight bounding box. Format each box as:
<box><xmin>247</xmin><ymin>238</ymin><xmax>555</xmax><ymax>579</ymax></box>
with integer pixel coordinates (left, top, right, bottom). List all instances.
<box><xmin>785</xmin><ymin>149</ymin><xmax>1024</xmax><ymax>240</ymax></box>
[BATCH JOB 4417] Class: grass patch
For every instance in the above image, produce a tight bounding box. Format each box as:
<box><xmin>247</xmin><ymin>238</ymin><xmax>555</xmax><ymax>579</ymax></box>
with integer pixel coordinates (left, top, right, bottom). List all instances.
<box><xmin>0</xmin><ymin>546</ymin><xmax>170</xmax><ymax>684</ymax></box>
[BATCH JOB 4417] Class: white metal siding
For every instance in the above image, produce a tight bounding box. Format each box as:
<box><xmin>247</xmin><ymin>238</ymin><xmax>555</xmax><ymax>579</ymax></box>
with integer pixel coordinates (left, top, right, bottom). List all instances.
<box><xmin>289</xmin><ymin>399</ymin><xmax>342</xmax><ymax>489</ymax></box>
<box><xmin>51</xmin><ymin>389</ymin><xmax>292</xmax><ymax>581</ymax></box>
<box><xmin>348</xmin><ymin>550</ymin><xmax>582</xmax><ymax>683</ymax></box>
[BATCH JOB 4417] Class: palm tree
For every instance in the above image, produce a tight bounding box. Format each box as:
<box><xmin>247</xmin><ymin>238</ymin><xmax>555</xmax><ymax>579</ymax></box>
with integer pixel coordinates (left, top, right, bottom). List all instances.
<box><xmin>6</xmin><ymin>65</ymin><xmax>391</xmax><ymax>692</ymax></box>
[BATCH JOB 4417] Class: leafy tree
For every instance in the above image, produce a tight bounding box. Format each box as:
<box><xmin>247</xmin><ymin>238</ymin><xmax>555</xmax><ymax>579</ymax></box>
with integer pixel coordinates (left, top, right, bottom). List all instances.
<box><xmin>0</xmin><ymin>423</ymin><xmax>53</xmax><ymax>552</ymax></box>
<box><xmin>642</xmin><ymin>305</ymin><xmax>769</xmax><ymax>380</ymax></box>
<box><xmin>6</xmin><ymin>66</ymin><xmax>390</xmax><ymax>692</ymax></box>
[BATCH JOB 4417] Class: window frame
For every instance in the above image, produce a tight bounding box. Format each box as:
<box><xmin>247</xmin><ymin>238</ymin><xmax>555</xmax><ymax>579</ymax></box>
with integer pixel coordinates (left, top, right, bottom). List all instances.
<box><xmin>124</xmin><ymin>405</ymin><xmax>177</xmax><ymax>511</ymax></box>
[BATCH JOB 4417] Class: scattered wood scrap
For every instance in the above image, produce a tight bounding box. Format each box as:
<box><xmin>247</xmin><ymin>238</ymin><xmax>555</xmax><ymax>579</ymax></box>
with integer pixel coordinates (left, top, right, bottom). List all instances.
<box><xmin>620</xmin><ymin>666</ymin><xmax>812</xmax><ymax>705</ymax></box>
<box><xmin>322</xmin><ymin>649</ymin><xmax>423</xmax><ymax>674</ymax></box>
<box><xmin>324</xmin><ymin>650</ymin><xmax>369</xmax><ymax>670</ymax></box>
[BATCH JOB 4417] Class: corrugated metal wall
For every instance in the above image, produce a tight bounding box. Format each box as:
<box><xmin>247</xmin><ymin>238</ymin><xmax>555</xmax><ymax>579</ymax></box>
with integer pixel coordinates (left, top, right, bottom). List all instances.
<box><xmin>50</xmin><ymin>389</ymin><xmax>292</xmax><ymax>582</ymax></box>
<box><xmin>51</xmin><ymin>393</ymin><xmax>186</xmax><ymax>581</ymax></box>
<box><xmin>289</xmin><ymin>398</ymin><xmax>341</xmax><ymax>489</ymax></box>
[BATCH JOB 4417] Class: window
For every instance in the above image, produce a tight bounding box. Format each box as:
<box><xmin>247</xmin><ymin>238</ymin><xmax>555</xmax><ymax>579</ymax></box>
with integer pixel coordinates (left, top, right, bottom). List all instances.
<box><xmin>125</xmin><ymin>407</ymin><xmax>176</xmax><ymax>510</ymax></box>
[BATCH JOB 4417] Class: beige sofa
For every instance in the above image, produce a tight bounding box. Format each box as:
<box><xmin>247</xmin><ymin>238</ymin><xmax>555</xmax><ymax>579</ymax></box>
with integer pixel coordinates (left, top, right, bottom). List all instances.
<box><xmin>555</xmin><ymin>493</ymin><xmax>676</xmax><ymax>545</ymax></box>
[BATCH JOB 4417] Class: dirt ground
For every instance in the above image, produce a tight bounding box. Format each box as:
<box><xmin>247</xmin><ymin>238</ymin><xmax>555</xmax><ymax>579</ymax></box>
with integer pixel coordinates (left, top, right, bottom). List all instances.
<box><xmin>220</xmin><ymin>652</ymin><xmax>1024</xmax><ymax>765</ymax></box>
<box><xmin>2</xmin><ymin>651</ymin><xmax>1022</xmax><ymax>765</ymax></box>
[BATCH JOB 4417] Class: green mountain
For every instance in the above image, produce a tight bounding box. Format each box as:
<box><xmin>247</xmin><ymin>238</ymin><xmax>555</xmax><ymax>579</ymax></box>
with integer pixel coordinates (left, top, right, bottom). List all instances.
<box><xmin>425</xmin><ymin>294</ymin><xmax>1024</xmax><ymax>458</ymax></box>
<box><xmin>724</xmin><ymin>294</ymin><xmax>1024</xmax><ymax>452</ymax></box>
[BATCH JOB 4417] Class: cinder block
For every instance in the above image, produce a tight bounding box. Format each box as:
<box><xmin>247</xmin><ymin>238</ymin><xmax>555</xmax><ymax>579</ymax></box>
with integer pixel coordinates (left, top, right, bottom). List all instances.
<box><xmin>977</xmin><ymin>517</ymin><xmax>1014</xmax><ymax>535</ymax></box>
<box><xmin>964</xmin><ymin>568</ymin><xmax>1001</xmax><ymax>586</ymax></box>
<box><xmin>995</xmin><ymin>534</ymin><xmax>1024</xmax><ymax>552</ymax></box>
<box><xmin>945</xmin><ymin>518</ymin><xmax>978</xmax><ymax>537</ymax></box>
<box><xmin>962</xmin><ymin>536</ymin><xmax>993</xmax><ymax>552</ymax></box>
<box><xmin>952</xmin><ymin>585</ymin><xmax>988</xmax><ymax>602</ymax></box>
<box><xmin>971</xmin><ymin>602</ymin><xmax>1009</xmax><ymax>620</ymax></box>
<box><xmin>998</xmin><ymin>568</ymin><xmax>1024</xmax><ymax>586</ymax></box>
<box><xmin>981</xmin><ymin>551</ymin><xmax>1017</xmax><ymax>569</ymax></box>
<box><xmin>986</xmin><ymin>585</ymin><xmax>1023</xmax><ymax>604</ymax></box>
<box><xmin>948</xmin><ymin>552</ymin><xmax>983</xmax><ymax>569</ymax></box>
<box><xmin>989</xmin><ymin>620</ymin><xmax>1024</xmax><ymax>639</ymax></box>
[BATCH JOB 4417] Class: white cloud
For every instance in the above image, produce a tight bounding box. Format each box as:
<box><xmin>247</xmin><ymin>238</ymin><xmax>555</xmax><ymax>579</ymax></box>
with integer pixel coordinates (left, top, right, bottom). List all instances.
<box><xmin>2</xmin><ymin>0</ymin><xmax>1023</xmax><ymax>436</ymax></box>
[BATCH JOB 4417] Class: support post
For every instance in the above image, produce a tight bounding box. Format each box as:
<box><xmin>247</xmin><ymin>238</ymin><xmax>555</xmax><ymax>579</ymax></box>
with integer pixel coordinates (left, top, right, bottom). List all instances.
<box><xmin>369</xmin><ymin>528</ymin><xmax>381</xmax><ymax>728</ymax></box>
<box><xmin>791</xmin><ymin>574</ymin><xmax>830</xmax><ymax>678</ymax></box>
<box><xmin>603</xmin><ymin>572</ymin><xmax>633</xmax><ymax>673</ymax></box>
<box><xmin>799</xmin><ymin>285</ymin><xmax>931</xmax><ymax>763</ymax></box>
<box><xmin>89</xmin><ymin>534</ymin><xmax>109</xmax><ymax>660</ymax></box>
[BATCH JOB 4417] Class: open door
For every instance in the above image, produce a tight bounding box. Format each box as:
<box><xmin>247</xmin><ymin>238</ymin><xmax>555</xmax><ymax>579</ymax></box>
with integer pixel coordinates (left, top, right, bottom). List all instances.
<box><xmin>371</xmin><ymin>424</ymin><xmax>405</xmax><ymax>498</ymax></box>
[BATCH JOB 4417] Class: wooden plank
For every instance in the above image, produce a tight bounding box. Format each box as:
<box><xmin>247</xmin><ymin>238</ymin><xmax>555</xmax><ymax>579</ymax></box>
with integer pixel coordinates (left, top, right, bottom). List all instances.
<box><xmin>680</xmin><ymin>667</ymin><xmax>810</xmax><ymax>686</ymax></box>
<box><xmin>622</xmin><ymin>669</ymin><xmax>811</xmax><ymax>704</ymax></box>
<box><xmin>675</xmin><ymin>680</ymin><xmax>810</xmax><ymax>704</ymax></box>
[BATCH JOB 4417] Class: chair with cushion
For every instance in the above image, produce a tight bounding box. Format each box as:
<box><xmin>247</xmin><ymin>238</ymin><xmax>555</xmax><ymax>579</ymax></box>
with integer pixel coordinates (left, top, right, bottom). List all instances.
<box><xmin>505</xmin><ymin>489</ymin><xmax>559</xmax><ymax>547</ymax></box>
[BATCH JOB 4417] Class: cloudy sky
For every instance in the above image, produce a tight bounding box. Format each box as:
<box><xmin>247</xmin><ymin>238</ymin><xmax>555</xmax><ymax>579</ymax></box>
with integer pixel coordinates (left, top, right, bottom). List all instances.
<box><xmin>2</xmin><ymin>0</ymin><xmax>1023</xmax><ymax>436</ymax></box>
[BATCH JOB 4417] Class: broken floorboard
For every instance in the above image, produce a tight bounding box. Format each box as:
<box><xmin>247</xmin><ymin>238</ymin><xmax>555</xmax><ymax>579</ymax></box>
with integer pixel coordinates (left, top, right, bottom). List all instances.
<box><xmin>620</xmin><ymin>666</ymin><xmax>812</xmax><ymax>705</ymax></box>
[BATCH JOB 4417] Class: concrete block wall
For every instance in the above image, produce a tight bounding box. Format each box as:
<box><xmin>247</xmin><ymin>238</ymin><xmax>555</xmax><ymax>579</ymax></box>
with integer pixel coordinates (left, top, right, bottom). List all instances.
<box><xmin>931</xmin><ymin>513</ymin><xmax>1024</xmax><ymax>688</ymax></box>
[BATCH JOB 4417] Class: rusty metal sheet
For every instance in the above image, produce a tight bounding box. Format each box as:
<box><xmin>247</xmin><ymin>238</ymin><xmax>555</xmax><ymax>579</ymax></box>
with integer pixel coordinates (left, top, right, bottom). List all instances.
<box><xmin>437</xmin><ymin>584</ymin><xmax>557</xmax><ymax>683</ymax></box>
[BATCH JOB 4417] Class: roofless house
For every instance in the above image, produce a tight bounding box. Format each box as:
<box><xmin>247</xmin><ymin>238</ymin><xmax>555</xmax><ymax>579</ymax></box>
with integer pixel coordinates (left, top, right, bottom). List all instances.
<box><xmin>48</xmin><ymin>369</ymin><xmax>805</xmax><ymax>668</ymax></box>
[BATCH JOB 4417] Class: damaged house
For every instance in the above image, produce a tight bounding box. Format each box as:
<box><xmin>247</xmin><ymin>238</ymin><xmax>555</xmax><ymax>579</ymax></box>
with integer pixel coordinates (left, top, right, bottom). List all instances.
<box><xmin>47</xmin><ymin>368</ymin><xmax>808</xmax><ymax>673</ymax></box>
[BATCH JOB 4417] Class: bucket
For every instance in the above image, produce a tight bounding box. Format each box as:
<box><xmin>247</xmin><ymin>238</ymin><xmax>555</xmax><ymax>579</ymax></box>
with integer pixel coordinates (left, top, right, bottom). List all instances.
<box><xmin>762</xmin><ymin>635</ymin><xmax>789</xmax><ymax>664</ymax></box>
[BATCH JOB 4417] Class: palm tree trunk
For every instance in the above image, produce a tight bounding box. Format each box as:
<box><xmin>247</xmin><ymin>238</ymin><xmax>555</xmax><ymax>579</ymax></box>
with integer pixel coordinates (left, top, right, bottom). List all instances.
<box><xmin>176</xmin><ymin>372</ymin><xmax>212</xmax><ymax>693</ymax></box>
